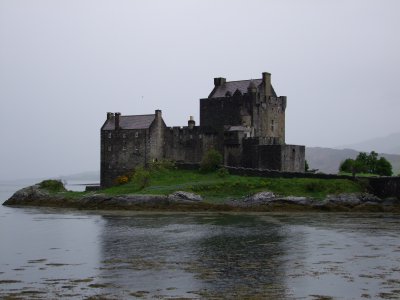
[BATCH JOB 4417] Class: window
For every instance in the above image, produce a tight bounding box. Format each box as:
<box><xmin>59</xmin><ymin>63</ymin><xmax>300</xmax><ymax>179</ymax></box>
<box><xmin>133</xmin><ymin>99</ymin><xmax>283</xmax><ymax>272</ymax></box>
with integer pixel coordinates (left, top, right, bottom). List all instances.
<box><xmin>122</xmin><ymin>146</ymin><xmax>127</xmax><ymax>151</ymax></box>
<box><xmin>135</xmin><ymin>132</ymin><xmax>139</xmax><ymax>138</ymax></box>
<box><xmin>122</xmin><ymin>133</ymin><xmax>126</xmax><ymax>138</ymax></box>
<box><xmin>107</xmin><ymin>146</ymin><xmax>112</xmax><ymax>152</ymax></box>
<box><xmin>108</xmin><ymin>132</ymin><xmax>112</xmax><ymax>138</ymax></box>
<box><xmin>271</xmin><ymin>120</ymin><xmax>274</xmax><ymax>132</ymax></box>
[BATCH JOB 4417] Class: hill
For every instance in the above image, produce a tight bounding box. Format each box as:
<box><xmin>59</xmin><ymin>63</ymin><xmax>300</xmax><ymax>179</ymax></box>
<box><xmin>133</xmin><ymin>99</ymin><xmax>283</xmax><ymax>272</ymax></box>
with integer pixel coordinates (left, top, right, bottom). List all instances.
<box><xmin>306</xmin><ymin>147</ymin><xmax>400</xmax><ymax>175</ymax></box>
<box><xmin>339</xmin><ymin>132</ymin><xmax>400</xmax><ymax>155</ymax></box>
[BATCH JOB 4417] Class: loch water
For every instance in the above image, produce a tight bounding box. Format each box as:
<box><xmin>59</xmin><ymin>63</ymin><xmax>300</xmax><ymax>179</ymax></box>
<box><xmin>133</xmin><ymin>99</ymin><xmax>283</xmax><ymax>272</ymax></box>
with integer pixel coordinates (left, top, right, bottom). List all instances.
<box><xmin>0</xmin><ymin>182</ymin><xmax>399</xmax><ymax>299</ymax></box>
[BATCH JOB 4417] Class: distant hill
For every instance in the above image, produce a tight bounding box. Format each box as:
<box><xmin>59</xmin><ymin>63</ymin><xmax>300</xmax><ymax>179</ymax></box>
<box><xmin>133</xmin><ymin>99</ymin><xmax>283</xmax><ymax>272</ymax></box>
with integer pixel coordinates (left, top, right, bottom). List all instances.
<box><xmin>306</xmin><ymin>147</ymin><xmax>400</xmax><ymax>175</ymax></box>
<box><xmin>338</xmin><ymin>132</ymin><xmax>400</xmax><ymax>155</ymax></box>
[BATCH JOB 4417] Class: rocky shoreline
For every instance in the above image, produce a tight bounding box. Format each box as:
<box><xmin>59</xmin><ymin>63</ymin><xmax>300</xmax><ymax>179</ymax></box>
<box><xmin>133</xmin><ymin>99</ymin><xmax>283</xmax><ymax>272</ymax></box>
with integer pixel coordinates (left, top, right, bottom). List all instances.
<box><xmin>3</xmin><ymin>184</ymin><xmax>400</xmax><ymax>212</ymax></box>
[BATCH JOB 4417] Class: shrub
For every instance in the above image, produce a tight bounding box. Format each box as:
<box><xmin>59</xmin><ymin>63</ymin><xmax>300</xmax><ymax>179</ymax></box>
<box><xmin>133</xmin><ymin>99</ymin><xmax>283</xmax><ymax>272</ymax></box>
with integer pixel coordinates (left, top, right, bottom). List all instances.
<box><xmin>217</xmin><ymin>167</ymin><xmax>229</xmax><ymax>178</ymax></box>
<box><xmin>39</xmin><ymin>180</ymin><xmax>66</xmax><ymax>192</ymax></box>
<box><xmin>133</xmin><ymin>167</ymin><xmax>151</xmax><ymax>189</ymax></box>
<box><xmin>305</xmin><ymin>160</ymin><xmax>309</xmax><ymax>172</ymax></box>
<box><xmin>200</xmin><ymin>149</ymin><xmax>223</xmax><ymax>173</ymax></box>
<box><xmin>115</xmin><ymin>175</ymin><xmax>129</xmax><ymax>185</ymax></box>
<box><xmin>149</xmin><ymin>159</ymin><xmax>176</xmax><ymax>172</ymax></box>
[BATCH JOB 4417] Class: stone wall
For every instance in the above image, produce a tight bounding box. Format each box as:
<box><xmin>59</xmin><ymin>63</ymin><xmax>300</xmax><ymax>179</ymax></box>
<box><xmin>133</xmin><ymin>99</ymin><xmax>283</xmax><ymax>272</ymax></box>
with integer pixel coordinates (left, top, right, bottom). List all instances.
<box><xmin>101</xmin><ymin>128</ymin><xmax>150</xmax><ymax>187</ymax></box>
<box><xmin>368</xmin><ymin>177</ymin><xmax>400</xmax><ymax>198</ymax></box>
<box><xmin>163</xmin><ymin>126</ymin><xmax>220</xmax><ymax>164</ymax></box>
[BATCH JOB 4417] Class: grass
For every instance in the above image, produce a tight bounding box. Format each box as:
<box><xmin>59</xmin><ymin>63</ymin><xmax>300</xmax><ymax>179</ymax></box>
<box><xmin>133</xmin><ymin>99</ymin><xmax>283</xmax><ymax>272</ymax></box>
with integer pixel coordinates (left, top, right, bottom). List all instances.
<box><xmin>93</xmin><ymin>169</ymin><xmax>363</xmax><ymax>201</ymax></box>
<box><xmin>338</xmin><ymin>172</ymin><xmax>381</xmax><ymax>178</ymax></box>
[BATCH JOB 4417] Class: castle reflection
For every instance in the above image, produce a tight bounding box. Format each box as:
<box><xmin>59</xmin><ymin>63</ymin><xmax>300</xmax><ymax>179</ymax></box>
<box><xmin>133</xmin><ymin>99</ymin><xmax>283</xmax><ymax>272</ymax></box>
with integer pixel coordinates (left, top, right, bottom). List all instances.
<box><xmin>96</xmin><ymin>213</ymin><xmax>292</xmax><ymax>298</ymax></box>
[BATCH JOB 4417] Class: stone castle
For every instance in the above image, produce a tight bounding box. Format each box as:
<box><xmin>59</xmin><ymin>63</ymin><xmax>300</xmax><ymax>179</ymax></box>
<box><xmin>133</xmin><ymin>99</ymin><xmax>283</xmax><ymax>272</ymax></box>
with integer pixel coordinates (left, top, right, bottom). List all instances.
<box><xmin>101</xmin><ymin>72</ymin><xmax>305</xmax><ymax>187</ymax></box>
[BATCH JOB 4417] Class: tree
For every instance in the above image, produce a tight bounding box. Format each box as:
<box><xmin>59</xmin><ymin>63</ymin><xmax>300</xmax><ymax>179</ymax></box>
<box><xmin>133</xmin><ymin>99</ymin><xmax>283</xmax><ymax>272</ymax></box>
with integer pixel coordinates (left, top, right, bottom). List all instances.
<box><xmin>305</xmin><ymin>160</ymin><xmax>309</xmax><ymax>172</ymax></box>
<box><xmin>339</xmin><ymin>158</ymin><xmax>355</xmax><ymax>173</ymax></box>
<box><xmin>375</xmin><ymin>157</ymin><xmax>392</xmax><ymax>176</ymax></box>
<box><xmin>339</xmin><ymin>151</ymin><xmax>393</xmax><ymax>176</ymax></box>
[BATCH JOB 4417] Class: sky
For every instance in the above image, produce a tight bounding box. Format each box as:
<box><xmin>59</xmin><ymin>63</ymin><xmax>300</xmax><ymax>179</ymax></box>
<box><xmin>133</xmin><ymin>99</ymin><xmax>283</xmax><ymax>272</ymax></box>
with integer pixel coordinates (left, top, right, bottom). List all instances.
<box><xmin>1</xmin><ymin>0</ymin><xmax>399</xmax><ymax>180</ymax></box>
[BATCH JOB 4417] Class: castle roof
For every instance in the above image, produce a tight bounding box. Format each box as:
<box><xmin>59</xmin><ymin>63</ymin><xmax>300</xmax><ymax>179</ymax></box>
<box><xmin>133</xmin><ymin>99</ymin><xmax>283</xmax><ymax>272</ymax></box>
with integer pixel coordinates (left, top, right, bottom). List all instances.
<box><xmin>209</xmin><ymin>79</ymin><xmax>277</xmax><ymax>98</ymax></box>
<box><xmin>102</xmin><ymin>114</ymin><xmax>155</xmax><ymax>130</ymax></box>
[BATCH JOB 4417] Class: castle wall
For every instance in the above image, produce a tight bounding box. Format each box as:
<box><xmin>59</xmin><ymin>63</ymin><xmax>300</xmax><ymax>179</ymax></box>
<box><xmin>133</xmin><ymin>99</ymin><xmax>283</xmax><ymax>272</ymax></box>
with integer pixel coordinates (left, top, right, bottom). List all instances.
<box><xmin>252</xmin><ymin>96</ymin><xmax>286</xmax><ymax>143</ymax></box>
<box><xmin>100</xmin><ymin>128</ymin><xmax>150</xmax><ymax>187</ymax></box>
<box><xmin>164</xmin><ymin>126</ymin><xmax>219</xmax><ymax>163</ymax></box>
<box><xmin>280</xmin><ymin>144</ymin><xmax>305</xmax><ymax>172</ymax></box>
<box><xmin>241</xmin><ymin>144</ymin><xmax>305</xmax><ymax>172</ymax></box>
<box><xmin>200</xmin><ymin>95</ymin><xmax>252</xmax><ymax>131</ymax></box>
<box><xmin>149</xmin><ymin>111</ymin><xmax>166</xmax><ymax>160</ymax></box>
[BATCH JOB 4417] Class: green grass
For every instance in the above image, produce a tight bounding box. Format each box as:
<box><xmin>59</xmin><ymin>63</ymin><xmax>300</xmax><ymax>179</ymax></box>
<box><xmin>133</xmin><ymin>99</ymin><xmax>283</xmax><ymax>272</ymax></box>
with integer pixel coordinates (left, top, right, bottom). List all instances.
<box><xmin>98</xmin><ymin>169</ymin><xmax>363</xmax><ymax>201</ymax></box>
<box><xmin>338</xmin><ymin>172</ymin><xmax>381</xmax><ymax>177</ymax></box>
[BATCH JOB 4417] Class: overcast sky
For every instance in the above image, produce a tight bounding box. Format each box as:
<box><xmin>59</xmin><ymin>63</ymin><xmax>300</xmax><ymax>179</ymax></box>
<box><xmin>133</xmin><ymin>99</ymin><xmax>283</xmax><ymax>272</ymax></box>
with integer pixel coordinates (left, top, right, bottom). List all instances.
<box><xmin>1</xmin><ymin>0</ymin><xmax>399</xmax><ymax>180</ymax></box>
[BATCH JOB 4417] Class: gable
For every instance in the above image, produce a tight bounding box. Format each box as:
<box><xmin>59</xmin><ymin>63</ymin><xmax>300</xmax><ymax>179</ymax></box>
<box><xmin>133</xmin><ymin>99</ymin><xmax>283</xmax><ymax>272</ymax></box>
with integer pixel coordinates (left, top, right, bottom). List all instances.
<box><xmin>209</xmin><ymin>79</ymin><xmax>277</xmax><ymax>98</ymax></box>
<box><xmin>102</xmin><ymin>114</ymin><xmax>155</xmax><ymax>130</ymax></box>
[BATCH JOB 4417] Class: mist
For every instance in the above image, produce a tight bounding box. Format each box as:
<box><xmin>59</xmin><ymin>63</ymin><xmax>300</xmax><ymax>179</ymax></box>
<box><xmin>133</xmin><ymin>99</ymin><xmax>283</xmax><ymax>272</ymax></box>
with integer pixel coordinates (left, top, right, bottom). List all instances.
<box><xmin>1</xmin><ymin>0</ymin><xmax>399</xmax><ymax>180</ymax></box>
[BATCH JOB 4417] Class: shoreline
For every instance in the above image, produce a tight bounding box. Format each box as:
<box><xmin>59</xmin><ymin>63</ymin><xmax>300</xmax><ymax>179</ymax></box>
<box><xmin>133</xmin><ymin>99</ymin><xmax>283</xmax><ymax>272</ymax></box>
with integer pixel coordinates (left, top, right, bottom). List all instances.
<box><xmin>3</xmin><ymin>184</ymin><xmax>400</xmax><ymax>213</ymax></box>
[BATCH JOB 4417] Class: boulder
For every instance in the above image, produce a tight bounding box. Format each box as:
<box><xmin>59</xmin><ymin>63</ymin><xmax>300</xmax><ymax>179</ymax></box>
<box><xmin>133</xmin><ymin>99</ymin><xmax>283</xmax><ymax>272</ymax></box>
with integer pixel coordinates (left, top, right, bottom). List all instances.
<box><xmin>4</xmin><ymin>185</ymin><xmax>50</xmax><ymax>205</ymax></box>
<box><xmin>168</xmin><ymin>191</ymin><xmax>202</xmax><ymax>203</ymax></box>
<box><xmin>324</xmin><ymin>193</ymin><xmax>361</xmax><ymax>207</ymax></box>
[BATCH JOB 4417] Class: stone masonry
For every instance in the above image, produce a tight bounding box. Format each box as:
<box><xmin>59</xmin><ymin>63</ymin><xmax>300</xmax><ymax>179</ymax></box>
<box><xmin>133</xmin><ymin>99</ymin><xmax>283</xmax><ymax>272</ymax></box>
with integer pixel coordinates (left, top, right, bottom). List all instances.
<box><xmin>101</xmin><ymin>72</ymin><xmax>305</xmax><ymax>187</ymax></box>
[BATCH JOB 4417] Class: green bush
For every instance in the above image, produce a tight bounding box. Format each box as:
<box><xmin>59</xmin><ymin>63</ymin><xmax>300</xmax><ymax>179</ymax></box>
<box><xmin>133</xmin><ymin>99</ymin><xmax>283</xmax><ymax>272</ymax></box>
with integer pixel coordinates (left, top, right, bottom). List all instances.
<box><xmin>148</xmin><ymin>159</ymin><xmax>176</xmax><ymax>172</ymax></box>
<box><xmin>133</xmin><ymin>167</ymin><xmax>151</xmax><ymax>189</ymax></box>
<box><xmin>39</xmin><ymin>180</ymin><xmax>66</xmax><ymax>192</ymax></box>
<box><xmin>217</xmin><ymin>167</ymin><xmax>229</xmax><ymax>178</ymax></box>
<box><xmin>200</xmin><ymin>149</ymin><xmax>223</xmax><ymax>173</ymax></box>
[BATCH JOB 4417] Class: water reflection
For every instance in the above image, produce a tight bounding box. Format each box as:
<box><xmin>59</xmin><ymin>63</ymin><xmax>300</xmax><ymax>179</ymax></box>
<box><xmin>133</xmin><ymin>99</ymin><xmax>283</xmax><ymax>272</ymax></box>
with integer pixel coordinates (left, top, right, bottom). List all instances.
<box><xmin>97</xmin><ymin>213</ymin><xmax>291</xmax><ymax>298</ymax></box>
<box><xmin>1</xmin><ymin>207</ymin><xmax>399</xmax><ymax>299</ymax></box>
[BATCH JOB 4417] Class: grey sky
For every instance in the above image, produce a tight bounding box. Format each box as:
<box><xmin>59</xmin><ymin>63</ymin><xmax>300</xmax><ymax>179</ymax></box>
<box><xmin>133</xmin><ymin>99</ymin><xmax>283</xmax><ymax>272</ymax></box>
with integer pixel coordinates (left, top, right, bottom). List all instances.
<box><xmin>1</xmin><ymin>0</ymin><xmax>399</xmax><ymax>180</ymax></box>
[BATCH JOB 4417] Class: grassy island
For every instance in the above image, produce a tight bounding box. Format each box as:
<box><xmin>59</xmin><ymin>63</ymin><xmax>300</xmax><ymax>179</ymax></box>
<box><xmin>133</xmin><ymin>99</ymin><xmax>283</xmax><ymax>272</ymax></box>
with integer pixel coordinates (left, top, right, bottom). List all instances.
<box><xmin>60</xmin><ymin>168</ymin><xmax>363</xmax><ymax>203</ymax></box>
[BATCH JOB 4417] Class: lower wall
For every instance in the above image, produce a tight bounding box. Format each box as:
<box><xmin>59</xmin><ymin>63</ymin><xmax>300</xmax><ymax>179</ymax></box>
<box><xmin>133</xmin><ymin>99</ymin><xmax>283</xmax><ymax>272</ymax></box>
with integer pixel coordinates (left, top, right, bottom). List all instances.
<box><xmin>368</xmin><ymin>177</ymin><xmax>400</xmax><ymax>198</ymax></box>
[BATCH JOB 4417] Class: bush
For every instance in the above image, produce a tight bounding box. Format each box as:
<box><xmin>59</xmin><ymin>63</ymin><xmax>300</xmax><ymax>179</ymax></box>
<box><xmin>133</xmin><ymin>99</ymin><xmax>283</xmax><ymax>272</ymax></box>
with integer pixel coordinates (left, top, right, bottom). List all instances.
<box><xmin>133</xmin><ymin>167</ymin><xmax>151</xmax><ymax>189</ymax></box>
<box><xmin>115</xmin><ymin>175</ymin><xmax>129</xmax><ymax>185</ymax></box>
<box><xmin>200</xmin><ymin>149</ymin><xmax>223</xmax><ymax>173</ymax></box>
<box><xmin>148</xmin><ymin>159</ymin><xmax>176</xmax><ymax>172</ymax></box>
<box><xmin>217</xmin><ymin>167</ymin><xmax>229</xmax><ymax>178</ymax></box>
<box><xmin>39</xmin><ymin>180</ymin><xmax>66</xmax><ymax>192</ymax></box>
<box><xmin>305</xmin><ymin>160</ymin><xmax>309</xmax><ymax>172</ymax></box>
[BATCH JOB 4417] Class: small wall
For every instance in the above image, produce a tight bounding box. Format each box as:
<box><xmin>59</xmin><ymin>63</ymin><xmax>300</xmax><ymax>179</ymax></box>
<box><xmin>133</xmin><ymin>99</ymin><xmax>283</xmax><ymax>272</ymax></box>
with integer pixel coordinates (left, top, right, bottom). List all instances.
<box><xmin>368</xmin><ymin>177</ymin><xmax>400</xmax><ymax>198</ymax></box>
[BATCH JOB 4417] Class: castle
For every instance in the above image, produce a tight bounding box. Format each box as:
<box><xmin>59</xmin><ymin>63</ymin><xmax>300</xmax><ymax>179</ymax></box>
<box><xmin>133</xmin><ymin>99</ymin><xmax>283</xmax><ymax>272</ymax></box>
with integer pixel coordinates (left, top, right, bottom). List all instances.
<box><xmin>100</xmin><ymin>72</ymin><xmax>305</xmax><ymax>187</ymax></box>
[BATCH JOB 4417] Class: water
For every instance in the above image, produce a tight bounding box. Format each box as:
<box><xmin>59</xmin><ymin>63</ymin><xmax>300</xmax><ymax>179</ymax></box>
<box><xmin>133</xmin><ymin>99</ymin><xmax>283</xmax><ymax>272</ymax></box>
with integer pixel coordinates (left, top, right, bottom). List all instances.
<box><xmin>0</xmin><ymin>182</ymin><xmax>400</xmax><ymax>299</ymax></box>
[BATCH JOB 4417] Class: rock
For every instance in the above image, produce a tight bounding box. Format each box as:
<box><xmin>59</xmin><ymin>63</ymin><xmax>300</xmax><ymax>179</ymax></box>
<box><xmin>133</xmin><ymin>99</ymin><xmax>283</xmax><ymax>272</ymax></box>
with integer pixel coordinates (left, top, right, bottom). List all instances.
<box><xmin>277</xmin><ymin>196</ymin><xmax>312</xmax><ymax>206</ymax></box>
<box><xmin>381</xmin><ymin>198</ymin><xmax>400</xmax><ymax>206</ymax></box>
<box><xmin>241</xmin><ymin>192</ymin><xmax>312</xmax><ymax>207</ymax></box>
<box><xmin>4</xmin><ymin>185</ymin><xmax>50</xmax><ymax>205</ymax></box>
<box><xmin>245</xmin><ymin>191</ymin><xmax>275</xmax><ymax>203</ymax></box>
<box><xmin>324</xmin><ymin>193</ymin><xmax>361</xmax><ymax>207</ymax></box>
<box><xmin>358</xmin><ymin>193</ymin><xmax>383</xmax><ymax>203</ymax></box>
<box><xmin>168</xmin><ymin>191</ymin><xmax>202</xmax><ymax>203</ymax></box>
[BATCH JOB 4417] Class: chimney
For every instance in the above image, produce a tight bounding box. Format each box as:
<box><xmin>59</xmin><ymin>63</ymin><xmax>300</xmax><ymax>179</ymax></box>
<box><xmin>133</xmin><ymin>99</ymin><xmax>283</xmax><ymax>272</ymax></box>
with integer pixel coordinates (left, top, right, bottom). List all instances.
<box><xmin>188</xmin><ymin>116</ymin><xmax>195</xmax><ymax>129</ymax></box>
<box><xmin>155</xmin><ymin>109</ymin><xmax>162</xmax><ymax>119</ymax></box>
<box><xmin>262</xmin><ymin>72</ymin><xmax>272</xmax><ymax>96</ymax></box>
<box><xmin>107</xmin><ymin>112</ymin><xmax>114</xmax><ymax>120</ymax></box>
<box><xmin>114</xmin><ymin>112</ymin><xmax>121</xmax><ymax>130</ymax></box>
<box><xmin>214</xmin><ymin>77</ymin><xmax>226</xmax><ymax>87</ymax></box>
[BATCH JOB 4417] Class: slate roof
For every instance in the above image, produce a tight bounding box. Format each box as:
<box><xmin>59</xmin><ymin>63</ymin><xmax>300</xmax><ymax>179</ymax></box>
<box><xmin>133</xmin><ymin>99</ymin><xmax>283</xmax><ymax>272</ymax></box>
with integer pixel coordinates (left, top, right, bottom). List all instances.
<box><xmin>102</xmin><ymin>114</ymin><xmax>155</xmax><ymax>130</ymax></box>
<box><xmin>209</xmin><ymin>79</ymin><xmax>277</xmax><ymax>98</ymax></box>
